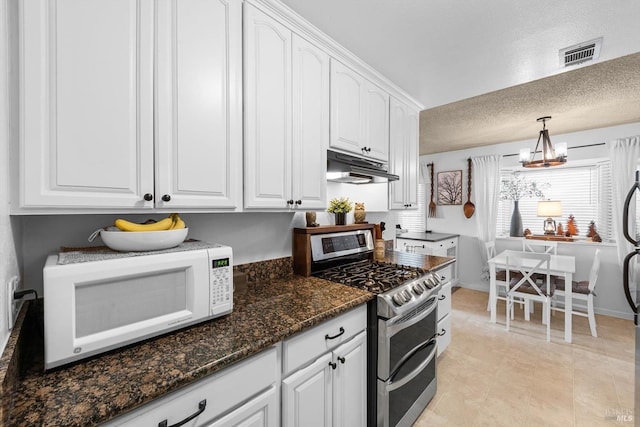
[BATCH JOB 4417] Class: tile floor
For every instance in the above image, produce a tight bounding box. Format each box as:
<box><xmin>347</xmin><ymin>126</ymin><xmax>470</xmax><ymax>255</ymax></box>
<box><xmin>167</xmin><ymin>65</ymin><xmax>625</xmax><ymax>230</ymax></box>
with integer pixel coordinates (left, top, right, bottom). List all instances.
<box><xmin>415</xmin><ymin>288</ymin><xmax>635</xmax><ymax>427</ymax></box>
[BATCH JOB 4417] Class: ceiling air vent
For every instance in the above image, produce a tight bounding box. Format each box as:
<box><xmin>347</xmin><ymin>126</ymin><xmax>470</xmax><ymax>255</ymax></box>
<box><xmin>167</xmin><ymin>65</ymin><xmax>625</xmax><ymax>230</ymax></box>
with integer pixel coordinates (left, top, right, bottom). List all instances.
<box><xmin>560</xmin><ymin>37</ymin><xmax>602</xmax><ymax>67</ymax></box>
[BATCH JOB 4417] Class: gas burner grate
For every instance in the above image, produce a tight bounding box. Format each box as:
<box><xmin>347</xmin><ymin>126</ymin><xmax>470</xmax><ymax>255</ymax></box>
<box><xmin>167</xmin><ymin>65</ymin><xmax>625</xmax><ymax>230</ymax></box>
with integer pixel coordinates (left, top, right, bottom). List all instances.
<box><xmin>315</xmin><ymin>260</ymin><xmax>427</xmax><ymax>294</ymax></box>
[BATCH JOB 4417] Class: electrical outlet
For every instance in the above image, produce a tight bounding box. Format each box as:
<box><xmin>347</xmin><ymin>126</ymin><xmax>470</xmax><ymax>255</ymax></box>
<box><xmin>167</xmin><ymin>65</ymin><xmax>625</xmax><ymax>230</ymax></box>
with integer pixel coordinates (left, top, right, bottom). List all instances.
<box><xmin>6</xmin><ymin>276</ymin><xmax>21</xmax><ymax>331</ymax></box>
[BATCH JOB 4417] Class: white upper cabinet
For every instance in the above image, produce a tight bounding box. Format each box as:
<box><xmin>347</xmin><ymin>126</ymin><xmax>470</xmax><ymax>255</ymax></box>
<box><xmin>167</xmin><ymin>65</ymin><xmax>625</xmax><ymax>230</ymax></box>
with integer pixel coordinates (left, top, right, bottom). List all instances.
<box><xmin>364</xmin><ymin>81</ymin><xmax>390</xmax><ymax>162</ymax></box>
<box><xmin>17</xmin><ymin>0</ymin><xmax>242</xmax><ymax>211</ymax></box>
<box><xmin>291</xmin><ymin>35</ymin><xmax>329</xmax><ymax>210</ymax></box>
<box><xmin>389</xmin><ymin>97</ymin><xmax>419</xmax><ymax>210</ymax></box>
<box><xmin>244</xmin><ymin>5</ymin><xmax>328</xmax><ymax>210</ymax></box>
<box><xmin>19</xmin><ymin>0</ymin><xmax>154</xmax><ymax>209</ymax></box>
<box><xmin>155</xmin><ymin>0</ymin><xmax>243</xmax><ymax>209</ymax></box>
<box><xmin>330</xmin><ymin>59</ymin><xmax>389</xmax><ymax>162</ymax></box>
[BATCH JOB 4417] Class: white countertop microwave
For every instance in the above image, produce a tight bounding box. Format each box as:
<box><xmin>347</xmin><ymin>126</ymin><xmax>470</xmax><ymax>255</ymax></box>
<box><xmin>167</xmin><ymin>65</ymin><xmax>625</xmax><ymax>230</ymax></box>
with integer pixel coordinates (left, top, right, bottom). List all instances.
<box><xmin>43</xmin><ymin>243</ymin><xmax>233</xmax><ymax>369</ymax></box>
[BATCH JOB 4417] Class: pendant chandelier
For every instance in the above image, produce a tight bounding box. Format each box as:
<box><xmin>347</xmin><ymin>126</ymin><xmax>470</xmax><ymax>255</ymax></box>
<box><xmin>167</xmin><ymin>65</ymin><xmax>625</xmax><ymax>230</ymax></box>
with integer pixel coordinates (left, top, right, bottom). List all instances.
<box><xmin>519</xmin><ymin>116</ymin><xmax>567</xmax><ymax>168</ymax></box>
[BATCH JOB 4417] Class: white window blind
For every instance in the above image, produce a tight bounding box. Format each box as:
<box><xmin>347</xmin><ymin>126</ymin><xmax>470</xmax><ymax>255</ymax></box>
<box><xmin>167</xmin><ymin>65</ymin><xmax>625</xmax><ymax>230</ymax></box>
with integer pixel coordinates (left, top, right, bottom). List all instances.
<box><xmin>497</xmin><ymin>162</ymin><xmax>614</xmax><ymax>241</ymax></box>
<box><xmin>395</xmin><ymin>183</ymin><xmax>426</xmax><ymax>232</ymax></box>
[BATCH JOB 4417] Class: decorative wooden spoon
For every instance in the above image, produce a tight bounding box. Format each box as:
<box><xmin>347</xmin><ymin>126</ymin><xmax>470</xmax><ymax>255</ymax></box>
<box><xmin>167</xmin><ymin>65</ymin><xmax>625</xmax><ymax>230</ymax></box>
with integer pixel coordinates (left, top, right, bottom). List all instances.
<box><xmin>464</xmin><ymin>158</ymin><xmax>475</xmax><ymax>218</ymax></box>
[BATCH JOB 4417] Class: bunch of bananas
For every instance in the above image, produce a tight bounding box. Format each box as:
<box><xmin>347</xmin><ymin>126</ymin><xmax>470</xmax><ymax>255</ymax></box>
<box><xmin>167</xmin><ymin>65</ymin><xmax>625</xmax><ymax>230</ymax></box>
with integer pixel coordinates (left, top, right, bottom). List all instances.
<box><xmin>114</xmin><ymin>213</ymin><xmax>186</xmax><ymax>232</ymax></box>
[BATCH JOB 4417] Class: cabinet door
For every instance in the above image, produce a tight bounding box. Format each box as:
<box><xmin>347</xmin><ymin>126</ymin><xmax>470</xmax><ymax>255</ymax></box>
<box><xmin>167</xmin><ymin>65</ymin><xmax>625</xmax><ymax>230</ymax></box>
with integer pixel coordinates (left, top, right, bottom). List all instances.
<box><xmin>388</xmin><ymin>98</ymin><xmax>408</xmax><ymax>210</ymax></box>
<box><xmin>244</xmin><ymin>5</ymin><xmax>292</xmax><ymax>209</ymax></box>
<box><xmin>405</xmin><ymin>108</ymin><xmax>419</xmax><ymax>208</ymax></box>
<box><xmin>282</xmin><ymin>353</ymin><xmax>333</xmax><ymax>427</ymax></box>
<box><xmin>363</xmin><ymin>81</ymin><xmax>389</xmax><ymax>162</ymax></box>
<box><xmin>207</xmin><ymin>385</ymin><xmax>278</xmax><ymax>427</ymax></box>
<box><xmin>330</xmin><ymin>59</ymin><xmax>365</xmax><ymax>154</ymax></box>
<box><xmin>332</xmin><ymin>331</ymin><xmax>366</xmax><ymax>427</ymax></box>
<box><xmin>389</xmin><ymin>98</ymin><xmax>418</xmax><ymax>210</ymax></box>
<box><xmin>291</xmin><ymin>35</ymin><xmax>329</xmax><ymax>210</ymax></box>
<box><xmin>155</xmin><ymin>0</ymin><xmax>242</xmax><ymax>209</ymax></box>
<box><xmin>20</xmin><ymin>0</ymin><xmax>154</xmax><ymax>209</ymax></box>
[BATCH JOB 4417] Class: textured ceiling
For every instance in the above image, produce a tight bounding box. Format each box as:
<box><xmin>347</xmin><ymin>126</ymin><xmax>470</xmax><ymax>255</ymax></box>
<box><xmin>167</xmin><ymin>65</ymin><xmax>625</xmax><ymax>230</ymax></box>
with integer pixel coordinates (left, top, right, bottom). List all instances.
<box><xmin>419</xmin><ymin>53</ymin><xmax>640</xmax><ymax>154</ymax></box>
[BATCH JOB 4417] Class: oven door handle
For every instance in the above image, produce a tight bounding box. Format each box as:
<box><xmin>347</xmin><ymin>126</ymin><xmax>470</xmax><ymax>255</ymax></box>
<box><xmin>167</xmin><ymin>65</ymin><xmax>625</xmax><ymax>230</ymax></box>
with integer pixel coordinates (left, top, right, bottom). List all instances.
<box><xmin>384</xmin><ymin>296</ymin><xmax>438</xmax><ymax>338</ymax></box>
<box><xmin>384</xmin><ymin>339</ymin><xmax>437</xmax><ymax>392</ymax></box>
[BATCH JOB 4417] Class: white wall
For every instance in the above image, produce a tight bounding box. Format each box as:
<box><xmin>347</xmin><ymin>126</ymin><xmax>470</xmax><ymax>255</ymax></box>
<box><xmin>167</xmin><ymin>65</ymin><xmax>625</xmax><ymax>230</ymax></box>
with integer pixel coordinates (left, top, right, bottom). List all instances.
<box><xmin>17</xmin><ymin>209</ymin><xmax>395</xmax><ymax>301</ymax></box>
<box><xmin>421</xmin><ymin>122</ymin><xmax>640</xmax><ymax>320</ymax></box>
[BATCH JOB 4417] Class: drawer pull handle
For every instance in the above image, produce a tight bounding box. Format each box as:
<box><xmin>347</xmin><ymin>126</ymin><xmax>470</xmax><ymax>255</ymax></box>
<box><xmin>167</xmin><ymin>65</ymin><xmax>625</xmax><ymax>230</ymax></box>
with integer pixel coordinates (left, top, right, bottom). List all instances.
<box><xmin>325</xmin><ymin>327</ymin><xmax>345</xmax><ymax>340</ymax></box>
<box><xmin>438</xmin><ymin>328</ymin><xmax>447</xmax><ymax>337</ymax></box>
<box><xmin>439</xmin><ymin>294</ymin><xmax>446</xmax><ymax>301</ymax></box>
<box><xmin>158</xmin><ymin>399</ymin><xmax>206</xmax><ymax>427</ymax></box>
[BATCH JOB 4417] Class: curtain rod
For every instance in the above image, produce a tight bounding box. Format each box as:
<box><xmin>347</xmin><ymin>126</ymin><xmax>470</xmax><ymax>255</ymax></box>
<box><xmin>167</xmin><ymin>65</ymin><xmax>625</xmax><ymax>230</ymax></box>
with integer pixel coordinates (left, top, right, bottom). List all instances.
<box><xmin>502</xmin><ymin>142</ymin><xmax>605</xmax><ymax>158</ymax></box>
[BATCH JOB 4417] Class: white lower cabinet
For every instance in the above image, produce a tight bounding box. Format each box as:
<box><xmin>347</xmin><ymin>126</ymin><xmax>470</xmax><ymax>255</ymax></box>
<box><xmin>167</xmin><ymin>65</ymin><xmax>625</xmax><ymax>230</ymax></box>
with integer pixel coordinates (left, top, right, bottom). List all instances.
<box><xmin>282</xmin><ymin>331</ymin><xmax>366</xmax><ymax>427</ymax></box>
<box><xmin>282</xmin><ymin>305</ymin><xmax>367</xmax><ymax>427</ymax></box>
<box><xmin>103</xmin><ymin>346</ymin><xmax>279</xmax><ymax>427</ymax></box>
<box><xmin>437</xmin><ymin>281</ymin><xmax>452</xmax><ymax>357</ymax></box>
<box><xmin>206</xmin><ymin>385</ymin><xmax>278</xmax><ymax>427</ymax></box>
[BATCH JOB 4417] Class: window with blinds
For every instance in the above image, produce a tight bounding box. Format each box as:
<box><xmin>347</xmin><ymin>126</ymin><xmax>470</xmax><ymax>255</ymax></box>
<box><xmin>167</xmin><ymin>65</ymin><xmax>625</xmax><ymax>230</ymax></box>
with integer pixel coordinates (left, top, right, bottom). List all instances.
<box><xmin>395</xmin><ymin>183</ymin><xmax>426</xmax><ymax>232</ymax></box>
<box><xmin>496</xmin><ymin>161</ymin><xmax>614</xmax><ymax>241</ymax></box>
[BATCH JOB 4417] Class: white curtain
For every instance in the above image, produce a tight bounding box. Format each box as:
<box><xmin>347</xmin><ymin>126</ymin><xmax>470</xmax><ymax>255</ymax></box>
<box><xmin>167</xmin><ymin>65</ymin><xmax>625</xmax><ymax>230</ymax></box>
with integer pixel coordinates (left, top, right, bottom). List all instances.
<box><xmin>472</xmin><ymin>155</ymin><xmax>502</xmax><ymax>243</ymax></box>
<box><xmin>607</xmin><ymin>135</ymin><xmax>640</xmax><ymax>267</ymax></box>
<box><xmin>472</xmin><ymin>155</ymin><xmax>502</xmax><ymax>281</ymax></box>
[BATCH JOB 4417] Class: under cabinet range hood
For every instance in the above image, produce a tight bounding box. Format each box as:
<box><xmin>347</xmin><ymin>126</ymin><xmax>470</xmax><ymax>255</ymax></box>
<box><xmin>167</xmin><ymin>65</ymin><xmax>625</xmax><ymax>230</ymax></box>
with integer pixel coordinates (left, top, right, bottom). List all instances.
<box><xmin>326</xmin><ymin>150</ymin><xmax>399</xmax><ymax>184</ymax></box>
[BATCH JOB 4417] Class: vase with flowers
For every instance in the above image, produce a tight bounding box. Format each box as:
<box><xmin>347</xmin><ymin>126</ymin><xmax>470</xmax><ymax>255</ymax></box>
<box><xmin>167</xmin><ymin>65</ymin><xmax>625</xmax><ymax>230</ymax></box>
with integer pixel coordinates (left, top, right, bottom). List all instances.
<box><xmin>327</xmin><ymin>197</ymin><xmax>353</xmax><ymax>225</ymax></box>
<box><xmin>500</xmin><ymin>175</ymin><xmax>547</xmax><ymax>237</ymax></box>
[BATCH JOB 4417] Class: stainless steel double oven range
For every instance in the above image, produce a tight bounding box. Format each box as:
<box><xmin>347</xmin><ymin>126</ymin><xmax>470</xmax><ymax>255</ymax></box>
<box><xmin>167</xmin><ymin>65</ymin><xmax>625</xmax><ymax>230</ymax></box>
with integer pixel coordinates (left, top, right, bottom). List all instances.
<box><xmin>294</xmin><ymin>225</ymin><xmax>453</xmax><ymax>426</ymax></box>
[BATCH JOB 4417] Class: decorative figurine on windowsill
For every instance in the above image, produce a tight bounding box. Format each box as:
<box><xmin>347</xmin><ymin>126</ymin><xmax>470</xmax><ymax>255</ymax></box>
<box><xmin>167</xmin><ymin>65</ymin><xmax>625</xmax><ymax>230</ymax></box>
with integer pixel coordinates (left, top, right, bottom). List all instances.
<box><xmin>354</xmin><ymin>202</ymin><xmax>366</xmax><ymax>224</ymax></box>
<box><xmin>566</xmin><ymin>214</ymin><xmax>579</xmax><ymax>237</ymax></box>
<box><xmin>556</xmin><ymin>223</ymin><xmax>564</xmax><ymax>236</ymax></box>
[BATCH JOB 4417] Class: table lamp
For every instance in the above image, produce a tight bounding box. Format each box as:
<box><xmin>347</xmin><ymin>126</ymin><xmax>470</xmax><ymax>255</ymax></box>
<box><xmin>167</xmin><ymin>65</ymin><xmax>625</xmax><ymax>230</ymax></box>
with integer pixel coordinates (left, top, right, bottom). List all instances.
<box><xmin>537</xmin><ymin>200</ymin><xmax>562</xmax><ymax>235</ymax></box>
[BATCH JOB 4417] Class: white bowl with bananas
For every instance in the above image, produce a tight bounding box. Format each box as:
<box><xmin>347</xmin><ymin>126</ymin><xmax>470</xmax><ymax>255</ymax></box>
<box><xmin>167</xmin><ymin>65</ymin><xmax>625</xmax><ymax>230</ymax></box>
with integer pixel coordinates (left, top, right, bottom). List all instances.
<box><xmin>89</xmin><ymin>213</ymin><xmax>188</xmax><ymax>252</ymax></box>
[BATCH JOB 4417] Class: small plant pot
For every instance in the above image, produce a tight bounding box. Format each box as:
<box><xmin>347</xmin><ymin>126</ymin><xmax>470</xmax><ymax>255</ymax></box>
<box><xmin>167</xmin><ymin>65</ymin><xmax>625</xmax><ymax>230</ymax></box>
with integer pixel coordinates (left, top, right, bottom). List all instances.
<box><xmin>334</xmin><ymin>212</ymin><xmax>347</xmax><ymax>225</ymax></box>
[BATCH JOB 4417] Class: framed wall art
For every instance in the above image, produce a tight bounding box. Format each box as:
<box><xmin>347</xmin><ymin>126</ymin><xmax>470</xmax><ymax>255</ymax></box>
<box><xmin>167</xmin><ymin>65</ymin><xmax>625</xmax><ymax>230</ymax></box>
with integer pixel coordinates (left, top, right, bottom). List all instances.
<box><xmin>437</xmin><ymin>170</ymin><xmax>462</xmax><ymax>205</ymax></box>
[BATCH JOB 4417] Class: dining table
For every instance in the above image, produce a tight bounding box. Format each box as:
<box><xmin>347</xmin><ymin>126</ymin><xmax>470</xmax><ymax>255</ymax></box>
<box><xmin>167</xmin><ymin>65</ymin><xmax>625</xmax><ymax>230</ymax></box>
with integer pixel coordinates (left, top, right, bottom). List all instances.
<box><xmin>488</xmin><ymin>249</ymin><xmax>576</xmax><ymax>343</ymax></box>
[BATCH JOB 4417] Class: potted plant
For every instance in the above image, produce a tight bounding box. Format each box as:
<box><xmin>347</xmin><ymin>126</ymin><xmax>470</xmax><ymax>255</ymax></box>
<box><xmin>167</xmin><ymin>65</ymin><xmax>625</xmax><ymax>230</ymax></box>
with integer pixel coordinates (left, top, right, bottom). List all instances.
<box><xmin>327</xmin><ymin>197</ymin><xmax>353</xmax><ymax>225</ymax></box>
<box><xmin>500</xmin><ymin>175</ymin><xmax>546</xmax><ymax>237</ymax></box>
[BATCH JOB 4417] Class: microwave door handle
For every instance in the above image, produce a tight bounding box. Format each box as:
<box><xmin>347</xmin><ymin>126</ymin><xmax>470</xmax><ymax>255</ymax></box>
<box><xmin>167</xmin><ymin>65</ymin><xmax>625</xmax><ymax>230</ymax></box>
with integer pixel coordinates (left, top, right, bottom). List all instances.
<box><xmin>622</xmin><ymin>182</ymin><xmax>640</xmax><ymax>246</ymax></box>
<box><xmin>623</xmin><ymin>250</ymin><xmax>640</xmax><ymax>325</ymax></box>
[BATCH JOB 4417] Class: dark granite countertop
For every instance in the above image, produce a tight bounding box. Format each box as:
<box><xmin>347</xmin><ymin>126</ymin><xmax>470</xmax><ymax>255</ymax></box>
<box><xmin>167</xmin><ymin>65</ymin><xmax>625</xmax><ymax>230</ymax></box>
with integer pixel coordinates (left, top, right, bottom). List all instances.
<box><xmin>396</xmin><ymin>231</ymin><xmax>459</xmax><ymax>242</ymax></box>
<box><xmin>380</xmin><ymin>251</ymin><xmax>455</xmax><ymax>271</ymax></box>
<box><xmin>2</xmin><ymin>275</ymin><xmax>373</xmax><ymax>426</ymax></box>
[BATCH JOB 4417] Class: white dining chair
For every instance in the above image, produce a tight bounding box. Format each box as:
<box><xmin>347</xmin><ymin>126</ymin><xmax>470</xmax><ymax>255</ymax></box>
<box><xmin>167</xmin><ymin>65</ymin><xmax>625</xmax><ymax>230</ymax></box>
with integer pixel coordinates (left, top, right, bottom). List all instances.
<box><xmin>505</xmin><ymin>251</ymin><xmax>554</xmax><ymax>342</ymax></box>
<box><xmin>485</xmin><ymin>241</ymin><xmax>508</xmax><ymax>311</ymax></box>
<box><xmin>552</xmin><ymin>249</ymin><xmax>601</xmax><ymax>337</ymax></box>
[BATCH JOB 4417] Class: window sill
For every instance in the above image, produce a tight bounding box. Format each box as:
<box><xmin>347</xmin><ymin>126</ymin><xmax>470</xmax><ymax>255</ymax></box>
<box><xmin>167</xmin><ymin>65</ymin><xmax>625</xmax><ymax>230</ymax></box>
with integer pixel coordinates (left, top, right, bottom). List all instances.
<box><xmin>495</xmin><ymin>235</ymin><xmax>617</xmax><ymax>248</ymax></box>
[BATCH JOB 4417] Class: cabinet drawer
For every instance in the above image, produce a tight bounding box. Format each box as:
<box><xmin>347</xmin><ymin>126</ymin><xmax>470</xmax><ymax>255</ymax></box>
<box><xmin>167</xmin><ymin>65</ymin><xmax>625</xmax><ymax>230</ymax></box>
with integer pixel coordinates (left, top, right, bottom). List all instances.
<box><xmin>437</xmin><ymin>313</ymin><xmax>451</xmax><ymax>357</ymax></box>
<box><xmin>437</xmin><ymin>281</ymin><xmax>452</xmax><ymax>322</ymax></box>
<box><xmin>282</xmin><ymin>305</ymin><xmax>366</xmax><ymax>376</ymax></box>
<box><xmin>105</xmin><ymin>346</ymin><xmax>278</xmax><ymax>426</ymax></box>
<box><xmin>432</xmin><ymin>238</ymin><xmax>457</xmax><ymax>251</ymax></box>
<box><xmin>434</xmin><ymin>264</ymin><xmax>454</xmax><ymax>284</ymax></box>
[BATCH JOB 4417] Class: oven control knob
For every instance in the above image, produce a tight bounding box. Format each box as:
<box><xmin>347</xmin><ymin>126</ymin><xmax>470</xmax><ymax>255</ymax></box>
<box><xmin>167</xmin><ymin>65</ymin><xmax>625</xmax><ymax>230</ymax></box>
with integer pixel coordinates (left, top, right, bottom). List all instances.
<box><xmin>423</xmin><ymin>279</ymin><xmax>432</xmax><ymax>289</ymax></box>
<box><xmin>402</xmin><ymin>289</ymin><xmax>412</xmax><ymax>302</ymax></box>
<box><xmin>412</xmin><ymin>283</ymin><xmax>424</xmax><ymax>295</ymax></box>
<box><xmin>392</xmin><ymin>293</ymin><xmax>405</xmax><ymax>306</ymax></box>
